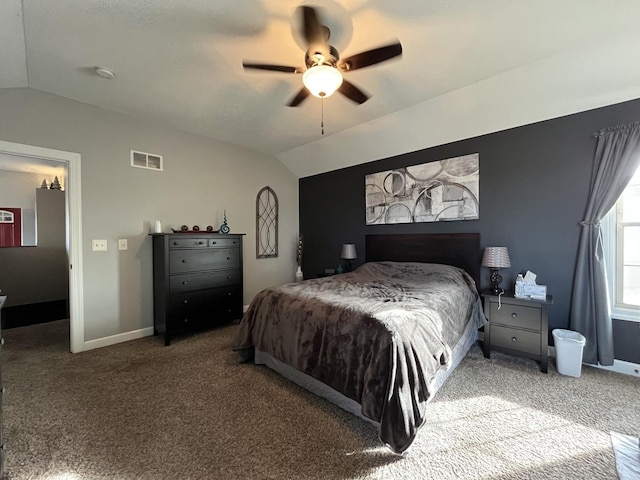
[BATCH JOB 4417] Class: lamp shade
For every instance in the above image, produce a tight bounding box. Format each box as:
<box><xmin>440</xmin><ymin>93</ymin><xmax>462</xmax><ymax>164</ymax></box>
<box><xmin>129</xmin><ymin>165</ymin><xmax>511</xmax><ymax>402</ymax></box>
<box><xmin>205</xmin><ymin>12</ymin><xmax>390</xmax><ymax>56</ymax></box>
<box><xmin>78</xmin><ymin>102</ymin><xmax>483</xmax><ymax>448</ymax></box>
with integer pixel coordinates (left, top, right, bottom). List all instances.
<box><xmin>340</xmin><ymin>243</ymin><xmax>357</xmax><ymax>260</ymax></box>
<box><xmin>302</xmin><ymin>65</ymin><xmax>343</xmax><ymax>98</ymax></box>
<box><xmin>482</xmin><ymin>247</ymin><xmax>511</xmax><ymax>268</ymax></box>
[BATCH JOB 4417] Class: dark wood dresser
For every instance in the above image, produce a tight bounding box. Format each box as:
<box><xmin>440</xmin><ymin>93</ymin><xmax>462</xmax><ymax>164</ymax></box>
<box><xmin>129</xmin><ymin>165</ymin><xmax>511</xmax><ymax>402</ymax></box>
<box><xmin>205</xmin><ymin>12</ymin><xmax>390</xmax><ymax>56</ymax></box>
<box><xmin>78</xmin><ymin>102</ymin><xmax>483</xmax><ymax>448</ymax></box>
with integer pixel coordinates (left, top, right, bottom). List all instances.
<box><xmin>151</xmin><ymin>233</ymin><xmax>244</xmax><ymax>345</ymax></box>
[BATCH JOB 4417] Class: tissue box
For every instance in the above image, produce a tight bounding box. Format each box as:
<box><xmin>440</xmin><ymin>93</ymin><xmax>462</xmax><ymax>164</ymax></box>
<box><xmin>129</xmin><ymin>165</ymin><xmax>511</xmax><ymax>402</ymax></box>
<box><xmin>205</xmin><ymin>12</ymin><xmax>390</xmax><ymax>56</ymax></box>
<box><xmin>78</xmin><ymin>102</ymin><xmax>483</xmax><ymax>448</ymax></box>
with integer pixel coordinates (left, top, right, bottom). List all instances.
<box><xmin>523</xmin><ymin>285</ymin><xmax>547</xmax><ymax>299</ymax></box>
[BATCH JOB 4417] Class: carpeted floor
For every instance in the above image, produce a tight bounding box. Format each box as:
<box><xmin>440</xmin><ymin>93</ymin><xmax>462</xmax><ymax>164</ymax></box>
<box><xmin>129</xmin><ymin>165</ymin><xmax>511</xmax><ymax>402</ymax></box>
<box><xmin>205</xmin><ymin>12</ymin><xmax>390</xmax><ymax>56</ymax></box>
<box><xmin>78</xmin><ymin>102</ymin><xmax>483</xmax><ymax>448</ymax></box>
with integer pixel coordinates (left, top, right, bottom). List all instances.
<box><xmin>2</xmin><ymin>319</ymin><xmax>639</xmax><ymax>479</ymax></box>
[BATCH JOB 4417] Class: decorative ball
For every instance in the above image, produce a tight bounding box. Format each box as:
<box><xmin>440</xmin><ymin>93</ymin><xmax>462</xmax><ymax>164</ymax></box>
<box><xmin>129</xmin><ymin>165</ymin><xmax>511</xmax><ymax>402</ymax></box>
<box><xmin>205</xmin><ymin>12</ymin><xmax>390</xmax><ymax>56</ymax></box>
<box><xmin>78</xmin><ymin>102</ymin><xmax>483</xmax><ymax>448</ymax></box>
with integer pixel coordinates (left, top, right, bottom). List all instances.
<box><xmin>181</xmin><ymin>225</ymin><xmax>189</xmax><ymax>232</ymax></box>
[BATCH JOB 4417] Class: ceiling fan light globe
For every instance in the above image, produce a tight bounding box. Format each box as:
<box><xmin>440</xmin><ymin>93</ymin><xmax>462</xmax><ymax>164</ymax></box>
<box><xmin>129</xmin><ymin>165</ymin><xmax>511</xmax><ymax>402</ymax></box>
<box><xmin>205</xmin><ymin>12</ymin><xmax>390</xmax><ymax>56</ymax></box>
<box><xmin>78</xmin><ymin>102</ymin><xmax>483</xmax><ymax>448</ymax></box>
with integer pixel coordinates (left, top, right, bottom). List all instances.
<box><xmin>302</xmin><ymin>65</ymin><xmax>343</xmax><ymax>98</ymax></box>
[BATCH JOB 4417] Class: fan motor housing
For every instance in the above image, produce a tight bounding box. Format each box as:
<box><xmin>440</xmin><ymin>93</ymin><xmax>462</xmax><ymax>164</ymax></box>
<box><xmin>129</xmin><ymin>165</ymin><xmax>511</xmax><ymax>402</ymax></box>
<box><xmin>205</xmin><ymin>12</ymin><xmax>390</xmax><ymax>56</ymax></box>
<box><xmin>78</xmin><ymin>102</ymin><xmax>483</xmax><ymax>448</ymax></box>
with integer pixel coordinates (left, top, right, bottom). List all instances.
<box><xmin>305</xmin><ymin>44</ymin><xmax>340</xmax><ymax>68</ymax></box>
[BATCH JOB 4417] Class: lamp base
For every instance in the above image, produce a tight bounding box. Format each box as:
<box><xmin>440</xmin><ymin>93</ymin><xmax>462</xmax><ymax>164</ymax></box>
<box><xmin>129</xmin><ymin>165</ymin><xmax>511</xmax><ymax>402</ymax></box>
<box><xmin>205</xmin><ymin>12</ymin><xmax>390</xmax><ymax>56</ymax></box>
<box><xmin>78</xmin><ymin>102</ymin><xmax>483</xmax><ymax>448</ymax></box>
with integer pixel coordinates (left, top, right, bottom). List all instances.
<box><xmin>488</xmin><ymin>268</ymin><xmax>503</xmax><ymax>295</ymax></box>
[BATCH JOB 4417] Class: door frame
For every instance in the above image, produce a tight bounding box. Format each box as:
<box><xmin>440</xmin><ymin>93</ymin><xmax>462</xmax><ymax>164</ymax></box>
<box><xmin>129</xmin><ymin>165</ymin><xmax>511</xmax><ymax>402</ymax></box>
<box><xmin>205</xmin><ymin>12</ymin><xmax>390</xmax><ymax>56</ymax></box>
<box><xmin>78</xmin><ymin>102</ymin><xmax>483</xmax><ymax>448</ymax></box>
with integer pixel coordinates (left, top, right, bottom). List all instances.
<box><xmin>0</xmin><ymin>140</ymin><xmax>84</xmax><ymax>353</ymax></box>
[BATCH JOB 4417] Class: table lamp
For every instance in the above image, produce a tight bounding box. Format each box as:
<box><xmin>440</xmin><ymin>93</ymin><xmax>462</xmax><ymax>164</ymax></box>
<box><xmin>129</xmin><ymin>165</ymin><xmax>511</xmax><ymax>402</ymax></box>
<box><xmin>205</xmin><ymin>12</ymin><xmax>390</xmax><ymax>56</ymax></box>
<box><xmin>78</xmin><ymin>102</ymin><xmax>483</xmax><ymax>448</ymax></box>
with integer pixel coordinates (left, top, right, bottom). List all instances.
<box><xmin>340</xmin><ymin>243</ymin><xmax>357</xmax><ymax>272</ymax></box>
<box><xmin>482</xmin><ymin>246</ymin><xmax>511</xmax><ymax>294</ymax></box>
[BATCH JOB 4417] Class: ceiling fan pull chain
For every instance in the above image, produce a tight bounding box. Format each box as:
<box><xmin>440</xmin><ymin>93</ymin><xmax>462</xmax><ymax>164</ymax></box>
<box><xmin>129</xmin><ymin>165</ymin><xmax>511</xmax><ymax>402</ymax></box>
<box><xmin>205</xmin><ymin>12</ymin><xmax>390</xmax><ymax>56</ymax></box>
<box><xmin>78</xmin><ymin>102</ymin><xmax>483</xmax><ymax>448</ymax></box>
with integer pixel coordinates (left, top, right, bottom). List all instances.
<box><xmin>321</xmin><ymin>96</ymin><xmax>325</xmax><ymax>135</ymax></box>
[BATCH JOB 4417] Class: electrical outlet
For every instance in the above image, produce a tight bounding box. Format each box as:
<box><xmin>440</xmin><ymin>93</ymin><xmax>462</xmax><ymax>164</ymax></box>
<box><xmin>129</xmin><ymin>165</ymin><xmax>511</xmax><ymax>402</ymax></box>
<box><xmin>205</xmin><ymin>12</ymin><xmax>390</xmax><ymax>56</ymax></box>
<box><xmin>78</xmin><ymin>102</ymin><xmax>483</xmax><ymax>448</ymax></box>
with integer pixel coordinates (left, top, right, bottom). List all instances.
<box><xmin>92</xmin><ymin>239</ymin><xmax>107</xmax><ymax>252</ymax></box>
<box><xmin>118</xmin><ymin>239</ymin><xmax>128</xmax><ymax>251</ymax></box>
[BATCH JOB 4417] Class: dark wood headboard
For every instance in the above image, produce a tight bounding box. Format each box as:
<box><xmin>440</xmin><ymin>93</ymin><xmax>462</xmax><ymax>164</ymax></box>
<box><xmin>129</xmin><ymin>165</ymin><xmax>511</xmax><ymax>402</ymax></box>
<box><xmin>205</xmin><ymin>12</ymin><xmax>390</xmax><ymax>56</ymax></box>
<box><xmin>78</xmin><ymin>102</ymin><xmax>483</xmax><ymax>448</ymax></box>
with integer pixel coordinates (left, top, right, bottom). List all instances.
<box><xmin>365</xmin><ymin>233</ymin><xmax>481</xmax><ymax>287</ymax></box>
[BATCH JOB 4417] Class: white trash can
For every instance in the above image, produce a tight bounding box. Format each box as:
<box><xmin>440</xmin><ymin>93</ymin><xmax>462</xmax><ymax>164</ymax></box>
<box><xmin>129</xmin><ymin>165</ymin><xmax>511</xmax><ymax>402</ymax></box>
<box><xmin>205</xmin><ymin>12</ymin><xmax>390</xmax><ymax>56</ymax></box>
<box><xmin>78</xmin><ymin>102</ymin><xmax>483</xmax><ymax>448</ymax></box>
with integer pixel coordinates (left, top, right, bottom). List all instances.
<box><xmin>552</xmin><ymin>329</ymin><xmax>586</xmax><ymax>377</ymax></box>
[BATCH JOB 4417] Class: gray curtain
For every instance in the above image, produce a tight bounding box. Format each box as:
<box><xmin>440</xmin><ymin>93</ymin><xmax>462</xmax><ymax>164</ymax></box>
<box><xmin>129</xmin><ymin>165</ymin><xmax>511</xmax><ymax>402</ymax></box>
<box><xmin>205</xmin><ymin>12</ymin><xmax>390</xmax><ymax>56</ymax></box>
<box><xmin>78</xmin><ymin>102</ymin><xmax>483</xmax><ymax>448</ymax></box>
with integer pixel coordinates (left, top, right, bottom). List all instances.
<box><xmin>570</xmin><ymin>122</ymin><xmax>640</xmax><ymax>365</ymax></box>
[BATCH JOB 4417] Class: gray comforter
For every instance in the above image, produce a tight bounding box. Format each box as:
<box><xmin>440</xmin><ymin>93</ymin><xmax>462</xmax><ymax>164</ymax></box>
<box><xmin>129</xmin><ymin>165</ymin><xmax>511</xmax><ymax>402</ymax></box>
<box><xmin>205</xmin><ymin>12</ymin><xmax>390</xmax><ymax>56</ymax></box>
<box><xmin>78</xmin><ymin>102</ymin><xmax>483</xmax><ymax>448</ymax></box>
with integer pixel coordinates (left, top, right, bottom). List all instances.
<box><xmin>233</xmin><ymin>261</ymin><xmax>486</xmax><ymax>453</ymax></box>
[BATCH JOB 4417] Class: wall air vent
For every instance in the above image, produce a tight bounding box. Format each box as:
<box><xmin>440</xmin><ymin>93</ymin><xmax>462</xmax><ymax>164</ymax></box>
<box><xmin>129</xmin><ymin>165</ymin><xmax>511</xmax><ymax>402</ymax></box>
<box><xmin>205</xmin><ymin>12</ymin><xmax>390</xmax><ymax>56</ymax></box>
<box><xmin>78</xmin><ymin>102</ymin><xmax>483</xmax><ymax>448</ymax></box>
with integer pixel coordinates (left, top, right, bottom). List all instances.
<box><xmin>130</xmin><ymin>150</ymin><xmax>163</xmax><ymax>171</ymax></box>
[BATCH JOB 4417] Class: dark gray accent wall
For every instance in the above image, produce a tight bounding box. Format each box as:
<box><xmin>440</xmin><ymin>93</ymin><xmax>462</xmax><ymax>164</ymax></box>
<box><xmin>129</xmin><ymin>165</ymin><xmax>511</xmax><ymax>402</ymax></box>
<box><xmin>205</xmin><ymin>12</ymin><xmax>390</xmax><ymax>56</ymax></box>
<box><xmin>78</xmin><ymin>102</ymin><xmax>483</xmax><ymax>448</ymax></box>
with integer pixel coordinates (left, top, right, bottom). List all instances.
<box><xmin>299</xmin><ymin>97</ymin><xmax>640</xmax><ymax>361</ymax></box>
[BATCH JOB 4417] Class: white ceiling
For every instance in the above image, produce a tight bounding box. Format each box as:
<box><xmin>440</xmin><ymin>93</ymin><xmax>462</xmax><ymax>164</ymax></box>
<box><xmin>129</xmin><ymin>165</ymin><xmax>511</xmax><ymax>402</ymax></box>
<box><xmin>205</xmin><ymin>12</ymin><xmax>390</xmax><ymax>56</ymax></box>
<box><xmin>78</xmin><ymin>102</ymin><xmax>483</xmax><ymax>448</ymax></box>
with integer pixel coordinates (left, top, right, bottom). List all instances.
<box><xmin>2</xmin><ymin>0</ymin><xmax>640</xmax><ymax>178</ymax></box>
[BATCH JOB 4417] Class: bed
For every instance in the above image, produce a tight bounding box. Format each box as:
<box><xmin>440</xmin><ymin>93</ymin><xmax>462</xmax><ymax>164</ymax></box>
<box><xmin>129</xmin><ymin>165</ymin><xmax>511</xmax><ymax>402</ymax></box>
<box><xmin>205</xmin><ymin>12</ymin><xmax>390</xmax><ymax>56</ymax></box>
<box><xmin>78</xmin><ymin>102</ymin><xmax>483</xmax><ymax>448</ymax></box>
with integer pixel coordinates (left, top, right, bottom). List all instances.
<box><xmin>233</xmin><ymin>233</ymin><xmax>485</xmax><ymax>454</ymax></box>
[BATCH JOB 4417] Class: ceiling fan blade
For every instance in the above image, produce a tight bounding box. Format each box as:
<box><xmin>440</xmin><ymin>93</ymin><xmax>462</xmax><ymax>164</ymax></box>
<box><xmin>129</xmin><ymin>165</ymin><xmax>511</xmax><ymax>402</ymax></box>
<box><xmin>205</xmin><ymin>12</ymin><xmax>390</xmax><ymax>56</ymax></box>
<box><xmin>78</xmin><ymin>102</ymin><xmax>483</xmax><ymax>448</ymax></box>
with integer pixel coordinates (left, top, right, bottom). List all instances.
<box><xmin>287</xmin><ymin>88</ymin><xmax>310</xmax><ymax>107</ymax></box>
<box><xmin>338</xmin><ymin>80</ymin><xmax>369</xmax><ymax>105</ymax></box>
<box><xmin>300</xmin><ymin>6</ymin><xmax>324</xmax><ymax>46</ymax></box>
<box><xmin>243</xmin><ymin>62</ymin><xmax>302</xmax><ymax>74</ymax></box>
<box><xmin>338</xmin><ymin>42</ymin><xmax>403</xmax><ymax>71</ymax></box>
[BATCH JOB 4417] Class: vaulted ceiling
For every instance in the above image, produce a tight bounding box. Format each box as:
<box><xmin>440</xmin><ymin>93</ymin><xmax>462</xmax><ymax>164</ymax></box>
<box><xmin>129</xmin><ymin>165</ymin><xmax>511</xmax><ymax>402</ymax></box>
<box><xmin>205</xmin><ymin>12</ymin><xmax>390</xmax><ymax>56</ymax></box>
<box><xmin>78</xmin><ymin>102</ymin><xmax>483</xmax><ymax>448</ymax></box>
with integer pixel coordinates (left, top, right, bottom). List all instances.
<box><xmin>2</xmin><ymin>0</ymin><xmax>640</xmax><ymax>177</ymax></box>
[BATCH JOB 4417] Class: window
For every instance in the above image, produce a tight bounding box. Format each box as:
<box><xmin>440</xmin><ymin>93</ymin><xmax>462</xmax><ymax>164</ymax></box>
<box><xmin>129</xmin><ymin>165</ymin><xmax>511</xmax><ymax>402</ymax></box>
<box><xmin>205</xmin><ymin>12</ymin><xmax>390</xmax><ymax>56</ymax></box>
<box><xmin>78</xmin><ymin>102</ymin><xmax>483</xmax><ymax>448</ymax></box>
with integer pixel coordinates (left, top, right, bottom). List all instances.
<box><xmin>603</xmin><ymin>165</ymin><xmax>640</xmax><ymax>321</ymax></box>
<box><xmin>0</xmin><ymin>210</ymin><xmax>14</xmax><ymax>223</ymax></box>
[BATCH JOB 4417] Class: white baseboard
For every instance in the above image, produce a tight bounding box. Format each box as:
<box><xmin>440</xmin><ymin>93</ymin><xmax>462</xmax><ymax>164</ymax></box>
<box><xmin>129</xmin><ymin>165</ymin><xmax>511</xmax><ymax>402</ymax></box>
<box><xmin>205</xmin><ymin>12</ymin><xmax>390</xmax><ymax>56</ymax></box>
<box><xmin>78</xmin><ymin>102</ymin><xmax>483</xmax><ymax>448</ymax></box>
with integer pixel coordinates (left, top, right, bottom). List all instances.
<box><xmin>81</xmin><ymin>327</ymin><xmax>154</xmax><ymax>352</ymax></box>
<box><xmin>588</xmin><ymin>359</ymin><xmax>640</xmax><ymax>377</ymax></box>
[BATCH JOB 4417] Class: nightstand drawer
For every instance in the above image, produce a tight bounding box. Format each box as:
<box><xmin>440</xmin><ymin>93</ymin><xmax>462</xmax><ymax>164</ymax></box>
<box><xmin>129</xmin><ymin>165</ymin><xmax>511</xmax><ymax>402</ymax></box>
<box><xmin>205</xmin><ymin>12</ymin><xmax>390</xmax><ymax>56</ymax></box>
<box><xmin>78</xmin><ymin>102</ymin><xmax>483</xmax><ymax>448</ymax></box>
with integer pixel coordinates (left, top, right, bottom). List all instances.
<box><xmin>491</xmin><ymin>325</ymin><xmax>541</xmax><ymax>355</ymax></box>
<box><xmin>489</xmin><ymin>302</ymin><xmax>541</xmax><ymax>330</ymax></box>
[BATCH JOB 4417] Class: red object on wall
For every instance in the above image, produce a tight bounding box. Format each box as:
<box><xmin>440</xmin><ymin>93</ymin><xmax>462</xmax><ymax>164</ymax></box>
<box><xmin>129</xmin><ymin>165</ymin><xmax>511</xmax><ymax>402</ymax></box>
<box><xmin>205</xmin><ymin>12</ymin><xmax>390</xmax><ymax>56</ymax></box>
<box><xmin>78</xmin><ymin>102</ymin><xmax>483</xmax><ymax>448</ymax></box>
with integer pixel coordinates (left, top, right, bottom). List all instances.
<box><xmin>0</xmin><ymin>208</ymin><xmax>22</xmax><ymax>247</ymax></box>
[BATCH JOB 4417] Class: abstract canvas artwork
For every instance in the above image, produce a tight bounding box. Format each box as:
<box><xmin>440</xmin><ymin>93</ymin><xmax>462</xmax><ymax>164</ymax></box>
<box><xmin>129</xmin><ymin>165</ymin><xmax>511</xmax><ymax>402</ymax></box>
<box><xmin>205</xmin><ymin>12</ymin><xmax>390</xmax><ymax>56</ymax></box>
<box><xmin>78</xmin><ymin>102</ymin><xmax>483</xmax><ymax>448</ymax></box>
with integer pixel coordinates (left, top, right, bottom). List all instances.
<box><xmin>365</xmin><ymin>153</ymin><xmax>479</xmax><ymax>225</ymax></box>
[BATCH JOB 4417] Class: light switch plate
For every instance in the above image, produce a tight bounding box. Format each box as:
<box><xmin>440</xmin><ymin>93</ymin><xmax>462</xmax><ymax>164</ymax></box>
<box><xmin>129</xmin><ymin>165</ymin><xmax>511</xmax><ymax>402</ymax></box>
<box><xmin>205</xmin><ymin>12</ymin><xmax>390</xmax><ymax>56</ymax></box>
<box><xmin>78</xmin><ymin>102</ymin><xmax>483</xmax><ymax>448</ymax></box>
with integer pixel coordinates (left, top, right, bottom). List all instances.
<box><xmin>118</xmin><ymin>239</ymin><xmax>128</xmax><ymax>250</ymax></box>
<box><xmin>92</xmin><ymin>239</ymin><xmax>107</xmax><ymax>251</ymax></box>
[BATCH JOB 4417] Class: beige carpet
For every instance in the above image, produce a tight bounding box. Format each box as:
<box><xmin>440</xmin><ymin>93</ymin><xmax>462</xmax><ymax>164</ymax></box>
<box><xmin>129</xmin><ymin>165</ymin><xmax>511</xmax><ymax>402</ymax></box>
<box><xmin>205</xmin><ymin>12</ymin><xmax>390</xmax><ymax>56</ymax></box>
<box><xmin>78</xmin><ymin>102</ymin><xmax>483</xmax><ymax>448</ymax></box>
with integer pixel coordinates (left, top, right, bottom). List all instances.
<box><xmin>3</xmin><ymin>319</ymin><xmax>638</xmax><ymax>479</ymax></box>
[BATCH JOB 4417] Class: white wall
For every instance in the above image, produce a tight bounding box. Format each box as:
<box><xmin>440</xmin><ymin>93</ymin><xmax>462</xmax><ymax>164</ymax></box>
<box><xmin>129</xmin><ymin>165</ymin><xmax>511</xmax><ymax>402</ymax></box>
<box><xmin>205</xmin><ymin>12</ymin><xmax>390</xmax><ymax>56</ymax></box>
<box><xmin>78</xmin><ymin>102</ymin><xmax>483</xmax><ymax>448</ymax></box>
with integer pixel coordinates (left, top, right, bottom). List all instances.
<box><xmin>0</xmin><ymin>87</ymin><xmax>299</xmax><ymax>342</ymax></box>
<box><xmin>0</xmin><ymin>169</ymin><xmax>38</xmax><ymax>245</ymax></box>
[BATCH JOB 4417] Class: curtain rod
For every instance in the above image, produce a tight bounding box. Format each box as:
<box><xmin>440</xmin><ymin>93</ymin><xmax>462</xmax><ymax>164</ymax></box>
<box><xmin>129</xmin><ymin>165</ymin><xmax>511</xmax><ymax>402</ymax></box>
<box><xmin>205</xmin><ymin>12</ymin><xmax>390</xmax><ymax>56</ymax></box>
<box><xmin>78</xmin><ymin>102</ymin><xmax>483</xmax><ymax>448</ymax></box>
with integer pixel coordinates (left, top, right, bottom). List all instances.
<box><xmin>592</xmin><ymin>121</ymin><xmax>640</xmax><ymax>137</ymax></box>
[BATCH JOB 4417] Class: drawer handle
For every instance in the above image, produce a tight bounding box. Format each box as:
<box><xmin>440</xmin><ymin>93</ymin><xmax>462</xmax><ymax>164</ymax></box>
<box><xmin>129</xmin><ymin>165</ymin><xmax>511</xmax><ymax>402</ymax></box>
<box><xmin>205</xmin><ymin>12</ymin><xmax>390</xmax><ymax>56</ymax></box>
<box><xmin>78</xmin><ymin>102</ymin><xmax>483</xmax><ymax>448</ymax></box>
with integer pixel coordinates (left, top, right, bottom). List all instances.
<box><xmin>183</xmin><ymin>300</ymin><xmax>188</xmax><ymax>304</ymax></box>
<box><xmin>198</xmin><ymin>241</ymin><xmax>205</xmax><ymax>245</ymax></box>
<box><xmin>182</xmin><ymin>281</ymin><xmax>188</xmax><ymax>285</ymax></box>
<box><xmin>511</xmin><ymin>313</ymin><xmax>517</xmax><ymax>318</ymax></box>
<box><xmin>1</xmin><ymin>337</ymin><xmax>4</xmax><ymax>346</ymax></box>
<box><xmin>211</xmin><ymin>241</ymin><xmax>217</xmax><ymax>245</ymax></box>
<box><xmin>182</xmin><ymin>259</ymin><xmax>188</xmax><ymax>263</ymax></box>
<box><xmin>184</xmin><ymin>318</ymin><xmax>189</xmax><ymax>323</ymax></box>
<box><xmin>227</xmin><ymin>257</ymin><xmax>231</xmax><ymax>260</ymax></box>
<box><xmin>511</xmin><ymin>337</ymin><xmax>517</xmax><ymax>343</ymax></box>
<box><xmin>227</xmin><ymin>275</ymin><xmax>231</xmax><ymax>279</ymax></box>
<box><xmin>173</xmin><ymin>242</ymin><xmax>178</xmax><ymax>246</ymax></box>
<box><xmin>228</xmin><ymin>292</ymin><xmax>232</xmax><ymax>296</ymax></box>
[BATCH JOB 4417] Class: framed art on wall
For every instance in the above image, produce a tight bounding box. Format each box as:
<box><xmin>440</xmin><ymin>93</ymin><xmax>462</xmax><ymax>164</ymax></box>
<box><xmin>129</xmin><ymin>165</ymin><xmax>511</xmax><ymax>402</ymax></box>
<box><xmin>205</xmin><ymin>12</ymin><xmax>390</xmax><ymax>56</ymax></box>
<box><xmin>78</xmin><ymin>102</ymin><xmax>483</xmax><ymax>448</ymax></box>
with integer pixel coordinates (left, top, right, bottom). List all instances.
<box><xmin>365</xmin><ymin>153</ymin><xmax>479</xmax><ymax>225</ymax></box>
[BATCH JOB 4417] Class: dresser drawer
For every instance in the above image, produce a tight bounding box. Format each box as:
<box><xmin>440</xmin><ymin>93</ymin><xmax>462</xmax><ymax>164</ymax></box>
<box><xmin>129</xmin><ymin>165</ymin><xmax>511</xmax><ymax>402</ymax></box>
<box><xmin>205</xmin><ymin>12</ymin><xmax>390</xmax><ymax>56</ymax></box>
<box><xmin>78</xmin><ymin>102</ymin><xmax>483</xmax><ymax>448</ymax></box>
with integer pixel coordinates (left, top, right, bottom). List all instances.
<box><xmin>489</xmin><ymin>302</ymin><xmax>541</xmax><ymax>330</ymax></box>
<box><xmin>169</xmin><ymin>237</ymin><xmax>210</xmax><ymax>249</ymax></box>
<box><xmin>170</xmin><ymin>269</ymin><xmax>240</xmax><ymax>292</ymax></box>
<box><xmin>170</xmin><ymin>286</ymin><xmax>241</xmax><ymax>312</ymax></box>
<box><xmin>208</xmin><ymin>238</ymin><xmax>241</xmax><ymax>248</ymax></box>
<box><xmin>491</xmin><ymin>325</ymin><xmax>541</xmax><ymax>355</ymax></box>
<box><xmin>169</xmin><ymin>314</ymin><xmax>203</xmax><ymax>334</ymax></box>
<box><xmin>170</xmin><ymin>248</ymin><xmax>239</xmax><ymax>274</ymax></box>
<box><xmin>169</xmin><ymin>287</ymin><xmax>242</xmax><ymax>333</ymax></box>
<box><xmin>170</xmin><ymin>289</ymin><xmax>215</xmax><ymax>314</ymax></box>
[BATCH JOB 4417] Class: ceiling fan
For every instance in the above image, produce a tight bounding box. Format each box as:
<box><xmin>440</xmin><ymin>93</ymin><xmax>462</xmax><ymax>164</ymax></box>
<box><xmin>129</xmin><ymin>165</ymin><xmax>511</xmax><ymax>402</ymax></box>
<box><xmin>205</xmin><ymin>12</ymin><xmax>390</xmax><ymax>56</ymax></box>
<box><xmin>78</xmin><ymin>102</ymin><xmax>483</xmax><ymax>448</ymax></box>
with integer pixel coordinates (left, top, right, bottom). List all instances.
<box><xmin>242</xmin><ymin>5</ymin><xmax>402</xmax><ymax>107</ymax></box>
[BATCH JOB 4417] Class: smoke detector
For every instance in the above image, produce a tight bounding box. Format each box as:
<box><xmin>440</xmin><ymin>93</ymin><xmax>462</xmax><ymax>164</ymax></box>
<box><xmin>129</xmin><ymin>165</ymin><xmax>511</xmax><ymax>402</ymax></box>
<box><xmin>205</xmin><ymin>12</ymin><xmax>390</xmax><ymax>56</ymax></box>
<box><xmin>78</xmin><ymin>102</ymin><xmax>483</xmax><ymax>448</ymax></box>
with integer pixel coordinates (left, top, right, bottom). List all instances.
<box><xmin>94</xmin><ymin>66</ymin><xmax>115</xmax><ymax>80</ymax></box>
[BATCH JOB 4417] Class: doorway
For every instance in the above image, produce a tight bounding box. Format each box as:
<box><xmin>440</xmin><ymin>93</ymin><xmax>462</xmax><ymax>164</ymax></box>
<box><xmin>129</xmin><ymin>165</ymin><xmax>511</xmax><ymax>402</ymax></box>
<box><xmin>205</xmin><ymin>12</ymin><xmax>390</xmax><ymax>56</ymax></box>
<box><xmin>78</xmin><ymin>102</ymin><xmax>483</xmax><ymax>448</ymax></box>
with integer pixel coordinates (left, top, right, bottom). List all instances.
<box><xmin>0</xmin><ymin>140</ymin><xmax>84</xmax><ymax>353</ymax></box>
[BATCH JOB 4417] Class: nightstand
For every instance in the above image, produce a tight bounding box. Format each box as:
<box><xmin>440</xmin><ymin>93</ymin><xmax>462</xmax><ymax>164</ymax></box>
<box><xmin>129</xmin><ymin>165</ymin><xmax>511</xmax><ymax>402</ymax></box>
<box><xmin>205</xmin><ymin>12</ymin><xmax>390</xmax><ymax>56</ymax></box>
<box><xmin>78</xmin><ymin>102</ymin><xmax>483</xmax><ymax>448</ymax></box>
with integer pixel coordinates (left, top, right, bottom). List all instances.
<box><xmin>482</xmin><ymin>291</ymin><xmax>553</xmax><ymax>373</ymax></box>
